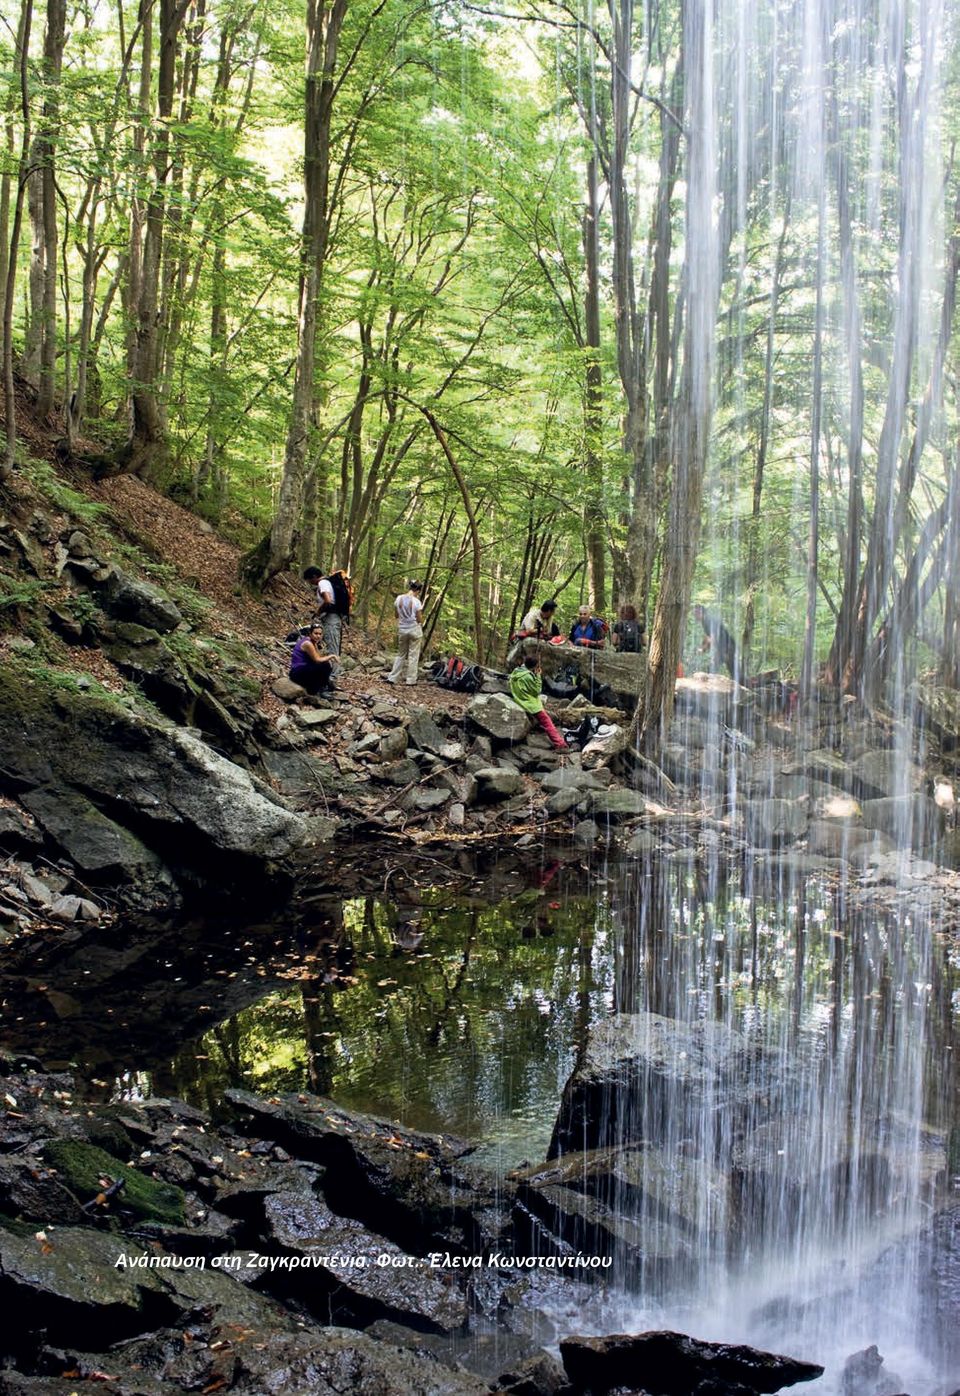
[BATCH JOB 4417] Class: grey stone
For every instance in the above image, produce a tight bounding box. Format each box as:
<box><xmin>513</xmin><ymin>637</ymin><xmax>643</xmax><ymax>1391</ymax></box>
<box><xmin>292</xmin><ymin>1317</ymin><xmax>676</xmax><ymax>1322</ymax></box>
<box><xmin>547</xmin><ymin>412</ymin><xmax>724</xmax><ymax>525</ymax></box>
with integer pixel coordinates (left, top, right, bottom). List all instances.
<box><xmin>861</xmin><ymin>793</ymin><xmax>944</xmax><ymax>849</ymax></box>
<box><xmin>806</xmin><ymin>819</ymin><xmax>870</xmax><ymax>858</ymax></box>
<box><xmin>466</xmin><ymin>694</ymin><xmax>531</xmax><ymax>744</ymax></box>
<box><xmin>379</xmin><ymin>727</ymin><xmax>409</xmax><ymax>760</ymax></box>
<box><xmin>625</xmin><ymin>829</ymin><xmax>657</xmax><ymax>856</ymax></box>
<box><xmin>407</xmin><ymin>709</ymin><xmax>446</xmax><ymax>754</ymax></box>
<box><xmin>586</xmin><ymin>789</ymin><xmax>648</xmax><ymax>818</ymax></box>
<box><xmin>375</xmin><ymin>758</ymin><xmax>421</xmax><ymax>786</ymax></box>
<box><xmin>447</xmin><ymin>802</ymin><xmax>465</xmax><ymax>827</ymax></box>
<box><xmin>474</xmin><ymin>767</ymin><xmax>523</xmax><ymax>799</ymax></box>
<box><xmin>745</xmin><ymin>798</ymin><xmax>808</xmax><ymax>846</ymax></box>
<box><xmin>573</xmin><ymin>819</ymin><xmax>600</xmax><ymax>846</ymax></box>
<box><xmin>546</xmin><ymin>787</ymin><xmax>581</xmax><ymax>816</ymax></box>
<box><xmin>851</xmin><ymin>749</ymin><xmax>925</xmax><ymax>799</ymax></box>
<box><xmin>293</xmin><ymin>706</ymin><xmax>337</xmax><ymax>727</ymax></box>
<box><xmin>402</xmin><ymin>787</ymin><xmax>450</xmax><ymax>812</ymax></box>
<box><xmin>273</xmin><ymin>676</ymin><xmax>305</xmax><ymax>703</ymax></box>
<box><xmin>264</xmin><ymin>1190</ymin><xmax>467</xmax><ymax>1333</ymax></box>
<box><xmin>549</xmin><ymin>1011</ymin><xmax>791</xmax><ymax>1160</ymax></box>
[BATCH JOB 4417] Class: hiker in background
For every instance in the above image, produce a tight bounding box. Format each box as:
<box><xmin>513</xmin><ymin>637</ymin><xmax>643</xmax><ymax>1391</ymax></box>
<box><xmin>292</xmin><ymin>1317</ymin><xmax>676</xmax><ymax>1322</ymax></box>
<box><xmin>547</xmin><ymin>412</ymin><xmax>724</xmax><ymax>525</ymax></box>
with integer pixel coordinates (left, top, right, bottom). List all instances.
<box><xmin>386</xmin><ymin>580</ymin><xmax>424</xmax><ymax>686</ymax></box>
<box><xmin>509</xmin><ymin>653</ymin><xmax>569</xmax><ymax>751</ymax></box>
<box><xmin>693</xmin><ymin>603</ymin><xmax>738</xmax><ymax>680</ymax></box>
<box><xmin>506</xmin><ymin>597</ymin><xmax>559</xmax><ymax>668</ymax></box>
<box><xmin>612</xmin><ymin>604</ymin><xmax>644</xmax><ymax>653</ymax></box>
<box><xmin>288</xmin><ymin>624</ymin><xmax>336</xmax><ymax>697</ymax></box>
<box><xmin>570</xmin><ymin>605</ymin><xmax>607</xmax><ymax>649</ymax></box>
<box><xmin>303</xmin><ymin>566</ymin><xmax>352</xmax><ymax>662</ymax></box>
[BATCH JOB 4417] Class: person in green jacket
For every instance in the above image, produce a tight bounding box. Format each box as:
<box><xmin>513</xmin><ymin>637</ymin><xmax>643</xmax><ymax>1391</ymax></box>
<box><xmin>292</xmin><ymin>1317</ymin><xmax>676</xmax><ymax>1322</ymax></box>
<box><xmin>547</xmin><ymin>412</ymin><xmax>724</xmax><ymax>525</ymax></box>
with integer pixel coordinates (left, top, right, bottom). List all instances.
<box><xmin>509</xmin><ymin>654</ymin><xmax>569</xmax><ymax>751</ymax></box>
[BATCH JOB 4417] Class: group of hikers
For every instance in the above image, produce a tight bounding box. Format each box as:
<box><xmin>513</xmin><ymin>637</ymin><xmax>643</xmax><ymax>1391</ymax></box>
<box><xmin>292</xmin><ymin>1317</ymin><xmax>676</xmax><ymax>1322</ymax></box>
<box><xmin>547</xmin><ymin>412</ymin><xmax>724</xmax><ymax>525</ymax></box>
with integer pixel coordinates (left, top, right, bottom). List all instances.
<box><xmin>286</xmin><ymin>567</ymin><xmax>740</xmax><ymax>725</ymax></box>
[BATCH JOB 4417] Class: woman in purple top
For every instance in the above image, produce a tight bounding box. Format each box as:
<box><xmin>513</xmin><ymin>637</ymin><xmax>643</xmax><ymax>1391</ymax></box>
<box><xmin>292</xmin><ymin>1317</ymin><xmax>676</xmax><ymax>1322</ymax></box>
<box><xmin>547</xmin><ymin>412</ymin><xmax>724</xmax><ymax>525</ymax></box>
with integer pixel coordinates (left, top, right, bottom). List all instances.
<box><xmin>289</xmin><ymin>624</ymin><xmax>336</xmax><ymax>696</ymax></box>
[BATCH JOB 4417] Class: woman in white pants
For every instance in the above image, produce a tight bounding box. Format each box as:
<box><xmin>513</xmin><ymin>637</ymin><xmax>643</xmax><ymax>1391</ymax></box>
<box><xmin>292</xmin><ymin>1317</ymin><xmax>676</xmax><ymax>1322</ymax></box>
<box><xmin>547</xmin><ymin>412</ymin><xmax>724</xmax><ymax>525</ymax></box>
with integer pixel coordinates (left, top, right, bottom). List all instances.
<box><xmin>386</xmin><ymin>580</ymin><xmax>424</xmax><ymax>685</ymax></box>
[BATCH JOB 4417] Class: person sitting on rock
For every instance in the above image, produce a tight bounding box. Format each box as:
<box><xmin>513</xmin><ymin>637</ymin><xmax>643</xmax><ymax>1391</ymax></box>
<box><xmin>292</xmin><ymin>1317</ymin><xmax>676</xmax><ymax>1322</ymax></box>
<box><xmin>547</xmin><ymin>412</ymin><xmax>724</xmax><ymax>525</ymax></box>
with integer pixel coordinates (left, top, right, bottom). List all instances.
<box><xmin>570</xmin><ymin>605</ymin><xmax>607</xmax><ymax>648</ymax></box>
<box><xmin>289</xmin><ymin>624</ymin><xmax>336</xmax><ymax>697</ymax></box>
<box><xmin>506</xmin><ymin>596</ymin><xmax>560</xmax><ymax>668</ymax></box>
<box><xmin>509</xmin><ymin>653</ymin><xmax>569</xmax><ymax>751</ymax></box>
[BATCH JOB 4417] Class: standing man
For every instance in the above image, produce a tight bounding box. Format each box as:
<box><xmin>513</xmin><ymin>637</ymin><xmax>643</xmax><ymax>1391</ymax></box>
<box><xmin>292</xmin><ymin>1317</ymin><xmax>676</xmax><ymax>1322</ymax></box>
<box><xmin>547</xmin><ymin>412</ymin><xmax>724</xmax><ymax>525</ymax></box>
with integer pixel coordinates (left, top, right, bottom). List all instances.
<box><xmin>386</xmin><ymin>580</ymin><xmax>424</xmax><ymax>686</ymax></box>
<box><xmin>693</xmin><ymin>603</ymin><xmax>738</xmax><ymax>680</ymax></box>
<box><xmin>303</xmin><ymin>566</ymin><xmax>351</xmax><ymax>663</ymax></box>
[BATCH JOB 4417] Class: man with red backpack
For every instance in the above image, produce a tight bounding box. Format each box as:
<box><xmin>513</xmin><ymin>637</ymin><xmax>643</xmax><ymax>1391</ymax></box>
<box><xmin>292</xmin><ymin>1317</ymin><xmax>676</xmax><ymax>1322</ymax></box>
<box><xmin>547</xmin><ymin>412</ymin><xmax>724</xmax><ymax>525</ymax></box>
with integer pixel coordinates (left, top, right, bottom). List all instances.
<box><xmin>303</xmin><ymin>566</ymin><xmax>353</xmax><ymax>664</ymax></box>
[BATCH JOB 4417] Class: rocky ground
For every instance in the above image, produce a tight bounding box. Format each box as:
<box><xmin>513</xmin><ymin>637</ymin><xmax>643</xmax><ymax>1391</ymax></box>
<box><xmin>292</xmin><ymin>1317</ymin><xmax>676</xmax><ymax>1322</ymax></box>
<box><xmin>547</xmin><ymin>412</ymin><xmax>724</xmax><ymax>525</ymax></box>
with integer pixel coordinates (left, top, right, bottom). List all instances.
<box><xmin>0</xmin><ymin>1051</ymin><xmax>835</xmax><ymax>1396</ymax></box>
<box><xmin>3</xmin><ymin>446</ymin><xmax>960</xmax><ymax>937</ymax></box>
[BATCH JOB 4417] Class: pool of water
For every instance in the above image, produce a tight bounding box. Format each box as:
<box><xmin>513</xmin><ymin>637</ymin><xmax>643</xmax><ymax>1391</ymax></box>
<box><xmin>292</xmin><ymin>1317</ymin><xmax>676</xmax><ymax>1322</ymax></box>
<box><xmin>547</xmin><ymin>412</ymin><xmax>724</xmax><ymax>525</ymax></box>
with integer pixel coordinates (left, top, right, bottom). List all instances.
<box><xmin>3</xmin><ymin>852</ymin><xmax>959</xmax><ymax>1392</ymax></box>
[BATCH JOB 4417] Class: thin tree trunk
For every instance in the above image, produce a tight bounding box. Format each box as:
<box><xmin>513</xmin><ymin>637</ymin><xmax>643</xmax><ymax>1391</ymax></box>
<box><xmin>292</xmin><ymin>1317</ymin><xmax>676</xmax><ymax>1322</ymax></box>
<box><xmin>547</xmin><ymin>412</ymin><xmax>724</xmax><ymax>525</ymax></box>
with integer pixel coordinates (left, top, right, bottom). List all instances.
<box><xmin>582</xmin><ymin>154</ymin><xmax>605</xmax><ymax>611</ymax></box>
<box><xmin>1</xmin><ymin>0</ymin><xmax>34</xmax><ymax>481</ymax></box>
<box><xmin>240</xmin><ymin>0</ymin><xmax>348</xmax><ymax>588</ymax></box>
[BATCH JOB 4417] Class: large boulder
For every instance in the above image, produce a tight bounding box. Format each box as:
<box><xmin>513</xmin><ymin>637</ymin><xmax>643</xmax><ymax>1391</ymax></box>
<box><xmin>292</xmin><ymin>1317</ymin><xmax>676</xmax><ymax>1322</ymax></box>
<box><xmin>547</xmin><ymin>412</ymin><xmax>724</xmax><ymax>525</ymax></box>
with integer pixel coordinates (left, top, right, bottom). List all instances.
<box><xmin>850</xmin><ymin>749</ymin><xmax>924</xmax><ymax>799</ymax></box>
<box><xmin>466</xmin><ymin>694</ymin><xmax>531</xmax><ymax>744</ymax></box>
<box><xmin>65</xmin><ymin>558</ymin><xmax>182</xmax><ymax>633</ymax></box>
<box><xmin>559</xmin><ymin>1330</ymin><xmax>823</xmax><ymax>1395</ymax></box>
<box><xmin>0</xmin><ymin>670</ymin><xmax>305</xmax><ymax>884</ymax></box>
<box><xmin>548</xmin><ymin>1012</ymin><xmax>790</xmax><ymax>1160</ymax></box>
<box><xmin>861</xmin><ymin>793</ymin><xmax>944</xmax><ymax>849</ymax></box>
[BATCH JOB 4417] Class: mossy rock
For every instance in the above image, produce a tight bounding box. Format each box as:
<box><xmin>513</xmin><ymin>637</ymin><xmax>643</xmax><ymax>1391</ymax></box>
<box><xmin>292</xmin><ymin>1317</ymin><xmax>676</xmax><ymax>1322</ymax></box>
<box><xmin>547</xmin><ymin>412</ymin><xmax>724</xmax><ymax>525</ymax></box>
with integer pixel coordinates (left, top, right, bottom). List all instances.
<box><xmin>42</xmin><ymin>1140</ymin><xmax>185</xmax><ymax>1225</ymax></box>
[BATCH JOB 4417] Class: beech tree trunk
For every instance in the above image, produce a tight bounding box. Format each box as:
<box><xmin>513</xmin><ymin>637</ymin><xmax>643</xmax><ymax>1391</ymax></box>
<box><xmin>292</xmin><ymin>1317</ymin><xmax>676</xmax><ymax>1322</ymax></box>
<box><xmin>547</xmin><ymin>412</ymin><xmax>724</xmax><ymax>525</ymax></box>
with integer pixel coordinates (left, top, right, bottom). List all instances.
<box><xmin>240</xmin><ymin>0</ymin><xmax>347</xmax><ymax>588</ymax></box>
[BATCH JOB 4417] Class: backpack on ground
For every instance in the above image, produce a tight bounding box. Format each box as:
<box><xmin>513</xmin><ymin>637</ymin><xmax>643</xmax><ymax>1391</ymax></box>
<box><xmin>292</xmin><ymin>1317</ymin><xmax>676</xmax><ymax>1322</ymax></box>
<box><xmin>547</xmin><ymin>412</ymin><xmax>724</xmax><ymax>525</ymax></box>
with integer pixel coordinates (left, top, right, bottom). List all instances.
<box><xmin>324</xmin><ymin>570</ymin><xmax>353</xmax><ymax>619</ymax></box>
<box><xmin>431</xmin><ymin>654</ymin><xmax>483</xmax><ymax>693</ymax></box>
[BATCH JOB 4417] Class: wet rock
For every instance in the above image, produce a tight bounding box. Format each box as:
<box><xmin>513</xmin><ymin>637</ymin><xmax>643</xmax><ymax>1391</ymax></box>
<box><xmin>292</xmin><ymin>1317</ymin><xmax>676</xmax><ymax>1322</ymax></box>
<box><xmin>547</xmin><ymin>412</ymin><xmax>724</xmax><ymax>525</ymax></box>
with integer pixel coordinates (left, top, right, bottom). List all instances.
<box><xmin>573</xmin><ymin>819</ymin><xmax>599</xmax><ymax>846</ymax></box>
<box><xmin>0</xmin><ymin>1231</ymin><xmax>154</xmax><ymax>1355</ymax></box>
<box><xmin>625</xmin><ymin>829</ymin><xmax>657</xmax><ymax>857</ymax></box>
<box><xmin>584</xmin><ymin>789</ymin><xmax>648</xmax><ymax>819</ymax></box>
<box><xmin>745</xmin><ymin>797</ymin><xmax>807</xmax><ymax>846</ymax></box>
<box><xmin>448</xmin><ymin>802</ymin><xmax>465</xmax><ymax>827</ymax></box>
<box><xmin>582</xmin><ymin>724</ymin><xmax>629</xmax><ymax>769</ymax></box>
<box><xmin>806</xmin><ymin>819</ymin><xmax>871</xmax><ymax>858</ymax></box>
<box><xmin>850</xmin><ymin>750</ymin><xmax>925</xmax><ymax>799</ymax></box>
<box><xmin>548</xmin><ymin>1012</ymin><xmax>789</xmax><ymax>1159</ymax></box>
<box><xmin>232</xmin><ymin>1326</ymin><xmax>491</xmax><ymax>1395</ymax></box>
<box><xmin>781</xmin><ymin>748</ymin><xmax>852</xmax><ymax>790</ymax></box>
<box><xmin>466</xmin><ymin>694</ymin><xmax>531</xmax><ymax>745</ymax></box>
<box><xmin>497</xmin><ymin>1351</ymin><xmax>567</xmax><ymax>1396</ymax></box>
<box><xmin>42</xmin><ymin>1140</ymin><xmax>186</xmax><ymax>1225</ymax></box>
<box><xmin>48</xmin><ymin>894</ymin><xmax>101</xmax><ymax>923</ymax></box>
<box><xmin>558</xmin><ymin>1330</ymin><xmax>823</xmax><ymax>1395</ymax></box>
<box><xmin>0</xmin><ymin>1158</ymin><xmax>85</xmax><ymax>1225</ymax></box>
<box><xmin>861</xmin><ymin>793</ymin><xmax>944</xmax><ymax>849</ymax></box>
<box><xmin>839</xmin><ymin>1344</ymin><xmax>905</xmax><ymax>1396</ymax></box>
<box><xmin>918</xmin><ymin>1201</ymin><xmax>960</xmax><ymax>1373</ymax></box>
<box><xmin>224</xmin><ymin>1092</ymin><xmax>480</xmax><ymax>1254</ymax></box>
<box><xmin>475</xmin><ymin>767</ymin><xmax>523</xmax><ymax>800</ymax></box>
<box><xmin>262</xmin><ymin>1189</ymin><xmax>467</xmax><ymax>1333</ymax></box>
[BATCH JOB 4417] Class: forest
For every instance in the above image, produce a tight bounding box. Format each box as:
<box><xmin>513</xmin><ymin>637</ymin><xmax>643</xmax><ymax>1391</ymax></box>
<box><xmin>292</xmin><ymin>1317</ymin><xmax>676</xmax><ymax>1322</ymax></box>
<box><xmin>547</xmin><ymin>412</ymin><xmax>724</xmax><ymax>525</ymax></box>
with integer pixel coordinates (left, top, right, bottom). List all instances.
<box><xmin>1</xmin><ymin>0</ymin><xmax>959</xmax><ymax>739</ymax></box>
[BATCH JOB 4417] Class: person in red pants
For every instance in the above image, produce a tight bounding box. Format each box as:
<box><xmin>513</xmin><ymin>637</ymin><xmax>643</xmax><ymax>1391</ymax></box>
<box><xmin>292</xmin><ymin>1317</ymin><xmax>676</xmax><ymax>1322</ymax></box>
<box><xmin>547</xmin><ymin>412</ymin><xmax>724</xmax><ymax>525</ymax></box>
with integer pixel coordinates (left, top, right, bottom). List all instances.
<box><xmin>509</xmin><ymin>654</ymin><xmax>569</xmax><ymax>751</ymax></box>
